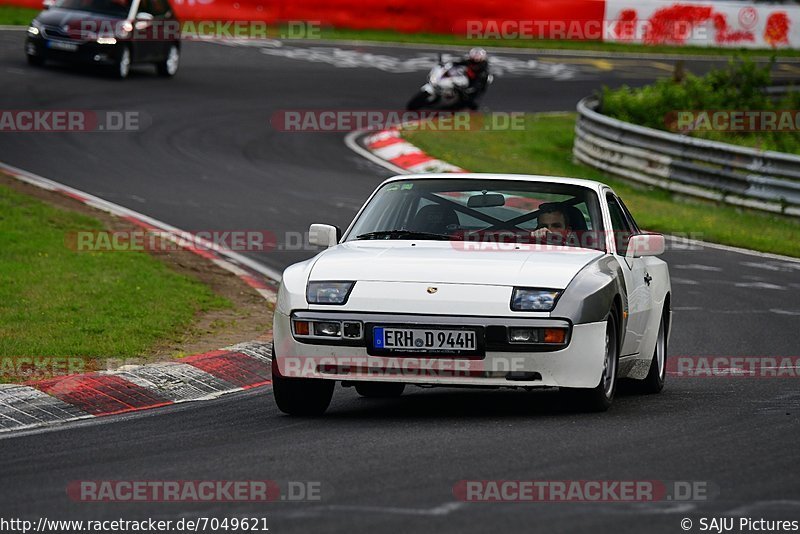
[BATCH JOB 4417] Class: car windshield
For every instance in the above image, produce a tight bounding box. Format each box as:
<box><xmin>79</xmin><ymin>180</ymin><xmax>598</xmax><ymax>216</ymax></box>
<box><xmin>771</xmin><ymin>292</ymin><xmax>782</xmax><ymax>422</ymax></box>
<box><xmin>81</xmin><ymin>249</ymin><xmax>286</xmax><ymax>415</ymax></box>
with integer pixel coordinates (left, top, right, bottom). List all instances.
<box><xmin>55</xmin><ymin>0</ymin><xmax>132</xmax><ymax>17</ymax></box>
<box><xmin>346</xmin><ymin>178</ymin><xmax>606</xmax><ymax>252</ymax></box>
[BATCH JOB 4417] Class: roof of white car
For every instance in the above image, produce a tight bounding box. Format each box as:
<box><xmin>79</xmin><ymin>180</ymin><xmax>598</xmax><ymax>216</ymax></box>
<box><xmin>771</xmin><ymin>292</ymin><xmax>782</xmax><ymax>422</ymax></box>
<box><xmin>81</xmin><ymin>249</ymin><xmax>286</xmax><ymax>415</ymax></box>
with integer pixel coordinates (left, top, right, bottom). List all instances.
<box><xmin>384</xmin><ymin>173</ymin><xmax>610</xmax><ymax>191</ymax></box>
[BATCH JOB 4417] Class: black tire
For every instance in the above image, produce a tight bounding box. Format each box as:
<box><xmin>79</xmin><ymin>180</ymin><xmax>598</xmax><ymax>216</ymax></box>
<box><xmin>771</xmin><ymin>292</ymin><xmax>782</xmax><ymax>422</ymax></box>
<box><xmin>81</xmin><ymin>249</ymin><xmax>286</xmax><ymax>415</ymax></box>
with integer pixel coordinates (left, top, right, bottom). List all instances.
<box><xmin>563</xmin><ymin>312</ymin><xmax>619</xmax><ymax>412</ymax></box>
<box><xmin>406</xmin><ymin>91</ymin><xmax>433</xmax><ymax>111</ymax></box>
<box><xmin>271</xmin><ymin>353</ymin><xmax>334</xmax><ymax>416</ymax></box>
<box><xmin>27</xmin><ymin>54</ymin><xmax>45</xmax><ymax>67</ymax></box>
<box><xmin>355</xmin><ymin>382</ymin><xmax>405</xmax><ymax>398</ymax></box>
<box><xmin>640</xmin><ymin>310</ymin><xmax>667</xmax><ymax>394</ymax></box>
<box><xmin>112</xmin><ymin>46</ymin><xmax>131</xmax><ymax>79</ymax></box>
<box><xmin>156</xmin><ymin>44</ymin><xmax>180</xmax><ymax>77</ymax></box>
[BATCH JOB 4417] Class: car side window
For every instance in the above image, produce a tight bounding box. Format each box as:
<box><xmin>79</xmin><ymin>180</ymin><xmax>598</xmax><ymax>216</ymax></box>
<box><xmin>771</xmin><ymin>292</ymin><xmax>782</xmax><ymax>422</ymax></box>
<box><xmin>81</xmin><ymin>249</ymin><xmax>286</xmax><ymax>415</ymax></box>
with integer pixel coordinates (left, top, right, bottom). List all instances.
<box><xmin>618</xmin><ymin>198</ymin><xmax>641</xmax><ymax>233</ymax></box>
<box><xmin>606</xmin><ymin>194</ymin><xmax>632</xmax><ymax>256</ymax></box>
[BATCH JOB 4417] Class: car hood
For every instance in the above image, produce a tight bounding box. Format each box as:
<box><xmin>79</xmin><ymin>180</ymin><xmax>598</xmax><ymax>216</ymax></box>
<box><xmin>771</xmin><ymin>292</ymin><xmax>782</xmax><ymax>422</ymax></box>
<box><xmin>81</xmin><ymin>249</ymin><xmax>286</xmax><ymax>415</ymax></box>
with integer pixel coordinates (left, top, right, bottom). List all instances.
<box><xmin>308</xmin><ymin>241</ymin><xmax>604</xmax><ymax>289</ymax></box>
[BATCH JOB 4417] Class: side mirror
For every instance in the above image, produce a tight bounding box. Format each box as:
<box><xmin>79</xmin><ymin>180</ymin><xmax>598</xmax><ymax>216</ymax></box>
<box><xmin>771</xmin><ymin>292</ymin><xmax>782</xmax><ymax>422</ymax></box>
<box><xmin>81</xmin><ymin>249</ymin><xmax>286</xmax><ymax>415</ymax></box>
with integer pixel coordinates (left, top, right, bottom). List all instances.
<box><xmin>309</xmin><ymin>224</ymin><xmax>339</xmax><ymax>248</ymax></box>
<box><xmin>43</xmin><ymin>0</ymin><xmax>56</xmax><ymax>9</ymax></box>
<box><xmin>627</xmin><ymin>233</ymin><xmax>665</xmax><ymax>258</ymax></box>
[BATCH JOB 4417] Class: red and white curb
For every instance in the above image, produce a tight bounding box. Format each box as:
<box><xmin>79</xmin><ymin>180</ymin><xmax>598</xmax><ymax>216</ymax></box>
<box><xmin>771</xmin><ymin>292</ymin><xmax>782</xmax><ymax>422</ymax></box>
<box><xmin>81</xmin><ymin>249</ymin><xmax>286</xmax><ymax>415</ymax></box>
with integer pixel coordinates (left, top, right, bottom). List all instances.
<box><xmin>345</xmin><ymin>126</ymin><xmax>466</xmax><ymax>175</ymax></box>
<box><xmin>0</xmin><ymin>161</ymin><xmax>281</xmax><ymax>433</ymax></box>
<box><xmin>0</xmin><ymin>341</ymin><xmax>272</xmax><ymax>433</ymax></box>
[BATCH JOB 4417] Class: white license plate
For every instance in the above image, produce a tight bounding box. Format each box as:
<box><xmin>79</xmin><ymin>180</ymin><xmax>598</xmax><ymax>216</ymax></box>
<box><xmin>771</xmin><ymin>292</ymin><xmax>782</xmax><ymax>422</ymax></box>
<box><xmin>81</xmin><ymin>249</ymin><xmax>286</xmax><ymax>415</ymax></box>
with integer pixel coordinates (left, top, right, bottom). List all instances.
<box><xmin>373</xmin><ymin>327</ymin><xmax>477</xmax><ymax>353</ymax></box>
<box><xmin>47</xmin><ymin>40</ymin><xmax>78</xmax><ymax>52</ymax></box>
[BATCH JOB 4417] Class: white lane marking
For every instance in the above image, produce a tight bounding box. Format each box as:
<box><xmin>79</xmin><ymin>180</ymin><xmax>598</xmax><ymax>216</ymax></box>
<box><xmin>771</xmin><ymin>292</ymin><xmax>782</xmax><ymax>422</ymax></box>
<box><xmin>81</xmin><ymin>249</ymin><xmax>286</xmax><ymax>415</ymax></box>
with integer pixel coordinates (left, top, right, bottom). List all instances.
<box><xmin>604</xmin><ymin>502</ymin><xmax>698</xmax><ymax>515</ymax></box>
<box><xmin>741</xmin><ymin>261</ymin><xmax>783</xmax><ymax>271</ymax></box>
<box><xmin>734</xmin><ymin>282</ymin><xmax>785</xmax><ymax>290</ymax></box>
<box><xmin>304</xmin><ymin>37</ymin><xmax>800</xmax><ymax>62</ymax></box>
<box><xmin>725</xmin><ymin>501</ymin><xmax>800</xmax><ymax>515</ymax></box>
<box><xmin>670</xmin><ymin>277</ymin><xmax>699</xmax><ymax>285</ymax></box>
<box><xmin>204</xmin><ymin>37</ymin><xmax>282</xmax><ymax>48</ymax></box>
<box><xmin>665</xmin><ymin>236</ymin><xmax>800</xmax><ymax>264</ymax></box>
<box><xmin>741</xmin><ymin>260</ymin><xmax>800</xmax><ymax>272</ymax></box>
<box><xmin>771</xmin><ymin>308</ymin><xmax>800</xmax><ymax>316</ymax></box>
<box><xmin>676</xmin><ymin>308</ymin><xmax>800</xmax><ymax>316</ymax></box>
<box><xmin>254</xmin><ymin>46</ymin><xmax>580</xmax><ymax>79</ymax></box>
<box><xmin>275</xmin><ymin>501</ymin><xmax>465</xmax><ymax>518</ymax></box>
<box><xmin>673</xmin><ymin>264</ymin><xmax>723</xmax><ymax>271</ymax></box>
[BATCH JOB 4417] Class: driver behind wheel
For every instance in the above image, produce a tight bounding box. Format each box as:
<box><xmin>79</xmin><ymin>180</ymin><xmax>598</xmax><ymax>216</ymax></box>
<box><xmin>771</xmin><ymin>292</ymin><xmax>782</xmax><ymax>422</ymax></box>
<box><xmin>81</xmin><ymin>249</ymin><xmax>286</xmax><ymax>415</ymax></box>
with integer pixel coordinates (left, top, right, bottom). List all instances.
<box><xmin>530</xmin><ymin>202</ymin><xmax>580</xmax><ymax>247</ymax></box>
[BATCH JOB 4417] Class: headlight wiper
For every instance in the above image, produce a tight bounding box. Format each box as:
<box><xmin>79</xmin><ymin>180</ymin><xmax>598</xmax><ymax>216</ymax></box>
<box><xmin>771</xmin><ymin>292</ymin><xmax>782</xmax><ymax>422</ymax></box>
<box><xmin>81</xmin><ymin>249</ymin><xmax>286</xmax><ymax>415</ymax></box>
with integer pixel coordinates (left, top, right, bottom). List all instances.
<box><xmin>355</xmin><ymin>230</ymin><xmax>460</xmax><ymax>241</ymax></box>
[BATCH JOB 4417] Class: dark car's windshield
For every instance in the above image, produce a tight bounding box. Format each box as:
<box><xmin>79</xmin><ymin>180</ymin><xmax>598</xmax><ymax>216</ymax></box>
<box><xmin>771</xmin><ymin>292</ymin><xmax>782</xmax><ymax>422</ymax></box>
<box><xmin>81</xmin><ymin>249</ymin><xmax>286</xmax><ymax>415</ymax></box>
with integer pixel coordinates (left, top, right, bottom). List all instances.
<box><xmin>346</xmin><ymin>179</ymin><xmax>606</xmax><ymax>252</ymax></box>
<box><xmin>55</xmin><ymin>0</ymin><xmax>132</xmax><ymax>17</ymax></box>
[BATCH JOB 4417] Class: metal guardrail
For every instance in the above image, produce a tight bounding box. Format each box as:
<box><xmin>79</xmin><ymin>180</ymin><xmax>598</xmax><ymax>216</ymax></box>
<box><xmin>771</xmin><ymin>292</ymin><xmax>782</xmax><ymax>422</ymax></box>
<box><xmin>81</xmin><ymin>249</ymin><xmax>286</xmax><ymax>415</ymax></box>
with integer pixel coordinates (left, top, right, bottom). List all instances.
<box><xmin>573</xmin><ymin>96</ymin><xmax>800</xmax><ymax>217</ymax></box>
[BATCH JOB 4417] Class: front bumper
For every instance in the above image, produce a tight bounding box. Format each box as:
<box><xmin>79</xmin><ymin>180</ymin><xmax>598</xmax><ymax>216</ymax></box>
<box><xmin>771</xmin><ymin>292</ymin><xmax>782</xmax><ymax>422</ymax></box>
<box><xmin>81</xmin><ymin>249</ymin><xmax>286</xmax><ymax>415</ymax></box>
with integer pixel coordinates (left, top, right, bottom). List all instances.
<box><xmin>273</xmin><ymin>310</ymin><xmax>607</xmax><ymax>389</ymax></box>
<box><xmin>26</xmin><ymin>35</ymin><xmax>123</xmax><ymax>65</ymax></box>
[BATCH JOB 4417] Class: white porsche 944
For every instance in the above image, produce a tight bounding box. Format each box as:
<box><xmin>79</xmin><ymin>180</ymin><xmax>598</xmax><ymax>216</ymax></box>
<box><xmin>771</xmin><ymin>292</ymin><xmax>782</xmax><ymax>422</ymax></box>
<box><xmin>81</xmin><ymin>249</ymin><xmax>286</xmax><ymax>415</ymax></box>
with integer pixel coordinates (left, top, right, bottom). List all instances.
<box><xmin>272</xmin><ymin>174</ymin><xmax>671</xmax><ymax>414</ymax></box>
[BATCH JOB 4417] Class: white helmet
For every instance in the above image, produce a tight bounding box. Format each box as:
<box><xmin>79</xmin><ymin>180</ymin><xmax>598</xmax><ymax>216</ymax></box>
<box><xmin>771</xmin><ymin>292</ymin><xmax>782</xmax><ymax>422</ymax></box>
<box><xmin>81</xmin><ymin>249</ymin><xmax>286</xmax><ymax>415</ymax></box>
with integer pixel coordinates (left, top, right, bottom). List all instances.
<box><xmin>468</xmin><ymin>47</ymin><xmax>488</xmax><ymax>63</ymax></box>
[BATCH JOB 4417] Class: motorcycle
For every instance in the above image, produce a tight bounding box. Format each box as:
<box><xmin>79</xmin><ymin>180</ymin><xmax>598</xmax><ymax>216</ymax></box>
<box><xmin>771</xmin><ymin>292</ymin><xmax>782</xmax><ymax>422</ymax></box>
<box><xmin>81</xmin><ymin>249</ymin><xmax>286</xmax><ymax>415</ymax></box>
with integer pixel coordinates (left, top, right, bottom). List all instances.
<box><xmin>406</xmin><ymin>55</ymin><xmax>493</xmax><ymax>111</ymax></box>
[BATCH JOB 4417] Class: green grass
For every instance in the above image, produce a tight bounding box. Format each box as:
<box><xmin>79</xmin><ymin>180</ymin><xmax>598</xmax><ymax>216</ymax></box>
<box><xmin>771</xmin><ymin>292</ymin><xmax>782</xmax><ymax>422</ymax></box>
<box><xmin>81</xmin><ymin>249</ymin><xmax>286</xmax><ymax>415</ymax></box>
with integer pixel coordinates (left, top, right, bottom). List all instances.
<box><xmin>0</xmin><ymin>6</ymin><xmax>38</xmax><ymax>26</ymax></box>
<box><xmin>0</xmin><ymin>183</ymin><xmax>230</xmax><ymax>362</ymax></box>
<box><xmin>318</xmin><ymin>27</ymin><xmax>800</xmax><ymax>59</ymax></box>
<box><xmin>402</xmin><ymin>113</ymin><xmax>800</xmax><ymax>257</ymax></box>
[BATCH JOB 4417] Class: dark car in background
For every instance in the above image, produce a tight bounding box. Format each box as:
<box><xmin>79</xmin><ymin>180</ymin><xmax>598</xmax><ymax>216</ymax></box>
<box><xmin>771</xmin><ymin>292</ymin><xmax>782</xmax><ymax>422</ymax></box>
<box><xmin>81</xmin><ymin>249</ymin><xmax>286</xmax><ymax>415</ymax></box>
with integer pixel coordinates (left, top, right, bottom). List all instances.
<box><xmin>25</xmin><ymin>0</ymin><xmax>180</xmax><ymax>78</ymax></box>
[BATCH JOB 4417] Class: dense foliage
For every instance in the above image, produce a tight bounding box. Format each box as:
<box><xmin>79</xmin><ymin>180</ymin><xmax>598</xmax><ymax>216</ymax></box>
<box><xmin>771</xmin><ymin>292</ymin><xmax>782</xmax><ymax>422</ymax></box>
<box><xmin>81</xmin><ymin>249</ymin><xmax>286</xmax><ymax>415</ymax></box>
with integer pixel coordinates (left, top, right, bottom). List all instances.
<box><xmin>601</xmin><ymin>58</ymin><xmax>800</xmax><ymax>153</ymax></box>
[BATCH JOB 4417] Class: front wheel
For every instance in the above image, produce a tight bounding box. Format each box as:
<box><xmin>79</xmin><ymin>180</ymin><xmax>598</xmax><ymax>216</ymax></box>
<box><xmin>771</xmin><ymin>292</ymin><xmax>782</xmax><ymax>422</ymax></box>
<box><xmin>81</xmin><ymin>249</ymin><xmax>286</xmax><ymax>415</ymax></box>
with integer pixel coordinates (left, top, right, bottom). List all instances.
<box><xmin>272</xmin><ymin>356</ymin><xmax>334</xmax><ymax>415</ymax></box>
<box><xmin>113</xmin><ymin>46</ymin><xmax>131</xmax><ymax>79</ymax></box>
<box><xmin>562</xmin><ymin>312</ymin><xmax>619</xmax><ymax>412</ymax></box>
<box><xmin>355</xmin><ymin>382</ymin><xmax>405</xmax><ymax>398</ymax></box>
<box><xmin>156</xmin><ymin>44</ymin><xmax>180</xmax><ymax>77</ymax></box>
<box><xmin>406</xmin><ymin>90</ymin><xmax>434</xmax><ymax>111</ymax></box>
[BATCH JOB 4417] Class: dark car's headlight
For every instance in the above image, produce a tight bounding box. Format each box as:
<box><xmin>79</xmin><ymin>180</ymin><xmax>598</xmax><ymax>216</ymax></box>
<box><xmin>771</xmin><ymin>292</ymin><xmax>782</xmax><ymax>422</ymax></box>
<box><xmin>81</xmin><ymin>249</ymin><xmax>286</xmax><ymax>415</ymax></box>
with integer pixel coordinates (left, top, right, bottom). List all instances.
<box><xmin>306</xmin><ymin>281</ymin><xmax>355</xmax><ymax>305</ymax></box>
<box><xmin>28</xmin><ymin>20</ymin><xmax>42</xmax><ymax>36</ymax></box>
<box><xmin>511</xmin><ymin>288</ymin><xmax>561</xmax><ymax>312</ymax></box>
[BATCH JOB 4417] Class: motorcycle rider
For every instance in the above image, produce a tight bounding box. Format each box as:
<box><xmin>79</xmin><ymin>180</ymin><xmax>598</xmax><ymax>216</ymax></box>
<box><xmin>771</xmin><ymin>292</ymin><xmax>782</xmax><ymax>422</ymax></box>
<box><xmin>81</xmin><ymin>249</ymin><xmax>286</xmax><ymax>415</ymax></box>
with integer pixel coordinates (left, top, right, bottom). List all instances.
<box><xmin>453</xmin><ymin>47</ymin><xmax>490</xmax><ymax>110</ymax></box>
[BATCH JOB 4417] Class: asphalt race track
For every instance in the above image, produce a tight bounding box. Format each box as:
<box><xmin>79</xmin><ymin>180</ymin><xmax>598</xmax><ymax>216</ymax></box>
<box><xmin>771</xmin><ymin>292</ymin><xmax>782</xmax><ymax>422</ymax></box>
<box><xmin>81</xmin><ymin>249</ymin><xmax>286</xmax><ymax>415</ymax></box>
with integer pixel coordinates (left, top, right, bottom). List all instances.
<box><xmin>2</xmin><ymin>29</ymin><xmax>800</xmax><ymax>533</ymax></box>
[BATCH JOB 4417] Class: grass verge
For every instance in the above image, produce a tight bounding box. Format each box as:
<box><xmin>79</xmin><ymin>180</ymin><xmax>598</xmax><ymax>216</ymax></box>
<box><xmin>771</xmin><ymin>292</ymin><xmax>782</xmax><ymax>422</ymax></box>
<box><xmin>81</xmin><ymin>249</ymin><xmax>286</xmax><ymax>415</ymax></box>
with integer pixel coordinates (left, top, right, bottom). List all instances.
<box><xmin>402</xmin><ymin>113</ymin><xmax>800</xmax><ymax>258</ymax></box>
<box><xmin>318</xmin><ymin>27</ymin><xmax>800</xmax><ymax>59</ymax></box>
<box><xmin>0</xmin><ymin>182</ymin><xmax>231</xmax><ymax>361</ymax></box>
<box><xmin>0</xmin><ymin>6</ymin><xmax>38</xmax><ymax>26</ymax></box>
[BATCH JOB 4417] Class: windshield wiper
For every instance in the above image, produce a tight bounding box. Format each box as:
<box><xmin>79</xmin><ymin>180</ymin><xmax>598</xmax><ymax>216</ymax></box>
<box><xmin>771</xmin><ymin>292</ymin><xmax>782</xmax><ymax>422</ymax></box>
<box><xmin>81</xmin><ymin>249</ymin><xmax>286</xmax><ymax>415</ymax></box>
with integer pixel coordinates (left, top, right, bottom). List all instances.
<box><xmin>355</xmin><ymin>230</ymin><xmax>460</xmax><ymax>241</ymax></box>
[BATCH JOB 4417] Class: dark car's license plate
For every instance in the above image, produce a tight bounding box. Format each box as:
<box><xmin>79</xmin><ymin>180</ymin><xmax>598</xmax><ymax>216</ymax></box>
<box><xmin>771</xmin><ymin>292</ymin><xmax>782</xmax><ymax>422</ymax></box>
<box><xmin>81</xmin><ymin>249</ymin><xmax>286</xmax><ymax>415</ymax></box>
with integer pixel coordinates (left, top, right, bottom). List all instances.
<box><xmin>47</xmin><ymin>40</ymin><xmax>78</xmax><ymax>52</ymax></box>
